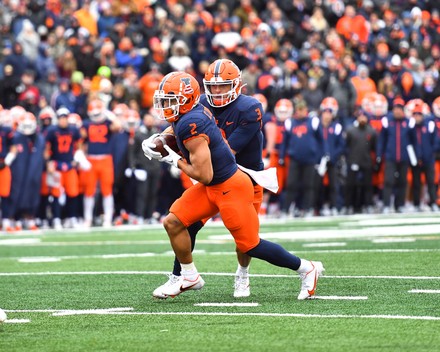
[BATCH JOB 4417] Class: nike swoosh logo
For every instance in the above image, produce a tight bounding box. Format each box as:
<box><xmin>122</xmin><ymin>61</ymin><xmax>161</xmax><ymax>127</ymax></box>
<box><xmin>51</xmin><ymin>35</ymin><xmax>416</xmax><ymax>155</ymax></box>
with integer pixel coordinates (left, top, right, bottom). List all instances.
<box><xmin>308</xmin><ymin>263</ymin><xmax>317</xmax><ymax>296</ymax></box>
<box><xmin>223</xmin><ymin>190</ymin><xmax>231</xmax><ymax>195</ymax></box>
<box><xmin>226</xmin><ymin>121</ymin><xmax>234</xmax><ymax>126</ymax></box>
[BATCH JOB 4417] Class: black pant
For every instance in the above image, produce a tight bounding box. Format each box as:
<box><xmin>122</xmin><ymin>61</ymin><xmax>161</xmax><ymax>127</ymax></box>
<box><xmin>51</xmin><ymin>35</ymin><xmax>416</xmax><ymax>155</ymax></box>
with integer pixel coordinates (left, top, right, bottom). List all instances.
<box><xmin>135</xmin><ymin>168</ymin><xmax>161</xmax><ymax>219</ymax></box>
<box><xmin>345</xmin><ymin>165</ymin><xmax>373</xmax><ymax>210</ymax></box>
<box><xmin>411</xmin><ymin>162</ymin><xmax>436</xmax><ymax>206</ymax></box>
<box><xmin>383</xmin><ymin>161</ymin><xmax>408</xmax><ymax>209</ymax></box>
<box><xmin>283</xmin><ymin>160</ymin><xmax>316</xmax><ymax>212</ymax></box>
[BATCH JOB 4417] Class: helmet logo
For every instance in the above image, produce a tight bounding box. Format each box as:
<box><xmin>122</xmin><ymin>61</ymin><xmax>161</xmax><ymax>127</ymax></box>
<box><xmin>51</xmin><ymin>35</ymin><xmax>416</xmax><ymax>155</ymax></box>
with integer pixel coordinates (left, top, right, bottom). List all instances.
<box><xmin>181</xmin><ymin>77</ymin><xmax>194</xmax><ymax>94</ymax></box>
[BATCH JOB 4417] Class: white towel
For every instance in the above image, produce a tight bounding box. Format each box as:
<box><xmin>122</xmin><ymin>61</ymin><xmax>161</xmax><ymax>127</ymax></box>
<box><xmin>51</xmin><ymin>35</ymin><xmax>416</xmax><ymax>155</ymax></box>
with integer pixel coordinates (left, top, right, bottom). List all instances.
<box><xmin>237</xmin><ymin>164</ymin><xmax>279</xmax><ymax>193</ymax></box>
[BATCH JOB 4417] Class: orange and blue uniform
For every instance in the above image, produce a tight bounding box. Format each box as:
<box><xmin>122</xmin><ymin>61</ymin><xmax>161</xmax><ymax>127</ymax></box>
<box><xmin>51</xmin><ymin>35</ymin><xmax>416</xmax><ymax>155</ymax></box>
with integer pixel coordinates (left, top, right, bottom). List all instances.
<box><xmin>169</xmin><ymin>104</ymin><xmax>260</xmax><ymax>252</ymax></box>
<box><xmin>81</xmin><ymin>119</ymin><xmax>114</xmax><ymax>197</ymax></box>
<box><xmin>44</xmin><ymin>125</ymin><xmax>81</xmax><ymax>198</ymax></box>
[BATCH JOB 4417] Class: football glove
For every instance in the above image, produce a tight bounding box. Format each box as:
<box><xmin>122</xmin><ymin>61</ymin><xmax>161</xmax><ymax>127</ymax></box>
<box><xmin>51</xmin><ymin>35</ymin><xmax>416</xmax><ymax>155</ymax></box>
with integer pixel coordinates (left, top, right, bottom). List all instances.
<box><xmin>160</xmin><ymin>145</ymin><xmax>182</xmax><ymax>168</ymax></box>
<box><xmin>141</xmin><ymin>133</ymin><xmax>162</xmax><ymax>160</ymax></box>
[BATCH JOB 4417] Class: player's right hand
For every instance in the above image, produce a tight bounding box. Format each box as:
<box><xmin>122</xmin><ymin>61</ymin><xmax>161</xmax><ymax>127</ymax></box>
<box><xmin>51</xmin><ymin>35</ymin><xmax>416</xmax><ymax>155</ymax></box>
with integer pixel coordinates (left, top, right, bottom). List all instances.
<box><xmin>142</xmin><ymin>133</ymin><xmax>162</xmax><ymax>160</ymax></box>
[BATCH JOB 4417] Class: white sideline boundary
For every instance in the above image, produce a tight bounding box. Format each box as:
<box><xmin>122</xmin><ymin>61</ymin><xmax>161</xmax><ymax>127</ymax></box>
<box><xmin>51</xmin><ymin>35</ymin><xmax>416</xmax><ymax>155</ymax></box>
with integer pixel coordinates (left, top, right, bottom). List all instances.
<box><xmin>4</xmin><ymin>308</ymin><xmax>439</xmax><ymax>321</ymax></box>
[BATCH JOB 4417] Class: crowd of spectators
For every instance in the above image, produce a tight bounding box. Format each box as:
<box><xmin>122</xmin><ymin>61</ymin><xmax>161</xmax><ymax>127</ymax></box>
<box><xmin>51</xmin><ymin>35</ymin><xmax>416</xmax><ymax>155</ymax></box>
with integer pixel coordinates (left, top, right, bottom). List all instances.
<box><xmin>1</xmin><ymin>0</ymin><xmax>440</xmax><ymax>229</ymax></box>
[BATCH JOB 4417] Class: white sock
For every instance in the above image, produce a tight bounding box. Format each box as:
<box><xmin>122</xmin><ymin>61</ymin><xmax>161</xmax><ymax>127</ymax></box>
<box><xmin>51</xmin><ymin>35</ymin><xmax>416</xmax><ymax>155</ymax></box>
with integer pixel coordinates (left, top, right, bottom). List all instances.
<box><xmin>181</xmin><ymin>262</ymin><xmax>198</xmax><ymax>280</ymax></box>
<box><xmin>84</xmin><ymin>196</ymin><xmax>95</xmax><ymax>223</ymax></box>
<box><xmin>103</xmin><ymin>195</ymin><xmax>114</xmax><ymax>224</ymax></box>
<box><xmin>297</xmin><ymin>259</ymin><xmax>313</xmax><ymax>274</ymax></box>
<box><xmin>236</xmin><ymin>264</ymin><xmax>249</xmax><ymax>276</ymax></box>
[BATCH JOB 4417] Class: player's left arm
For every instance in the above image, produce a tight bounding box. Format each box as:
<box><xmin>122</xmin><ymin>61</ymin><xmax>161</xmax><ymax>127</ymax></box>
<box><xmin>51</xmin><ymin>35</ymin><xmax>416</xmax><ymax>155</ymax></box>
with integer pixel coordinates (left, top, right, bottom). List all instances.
<box><xmin>179</xmin><ymin>136</ymin><xmax>213</xmax><ymax>185</ymax></box>
<box><xmin>227</xmin><ymin>104</ymin><xmax>263</xmax><ymax>154</ymax></box>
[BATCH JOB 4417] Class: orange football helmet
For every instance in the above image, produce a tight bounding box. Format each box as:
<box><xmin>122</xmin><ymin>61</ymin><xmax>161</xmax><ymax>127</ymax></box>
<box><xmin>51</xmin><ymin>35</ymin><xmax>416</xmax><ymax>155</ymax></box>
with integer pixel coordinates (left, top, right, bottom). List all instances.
<box><xmin>432</xmin><ymin>96</ymin><xmax>440</xmax><ymax>118</ymax></box>
<box><xmin>252</xmin><ymin>93</ymin><xmax>268</xmax><ymax>113</ymax></box>
<box><xmin>405</xmin><ymin>98</ymin><xmax>430</xmax><ymax>118</ymax></box>
<box><xmin>17</xmin><ymin>112</ymin><xmax>37</xmax><ymax>135</ymax></box>
<box><xmin>320</xmin><ymin>97</ymin><xmax>339</xmax><ymax>117</ymax></box>
<box><xmin>87</xmin><ymin>99</ymin><xmax>106</xmax><ymax>122</ymax></box>
<box><xmin>203</xmin><ymin>59</ymin><xmax>242</xmax><ymax>107</ymax></box>
<box><xmin>153</xmin><ymin>71</ymin><xmax>200</xmax><ymax>122</ymax></box>
<box><xmin>274</xmin><ymin>99</ymin><xmax>293</xmax><ymax>122</ymax></box>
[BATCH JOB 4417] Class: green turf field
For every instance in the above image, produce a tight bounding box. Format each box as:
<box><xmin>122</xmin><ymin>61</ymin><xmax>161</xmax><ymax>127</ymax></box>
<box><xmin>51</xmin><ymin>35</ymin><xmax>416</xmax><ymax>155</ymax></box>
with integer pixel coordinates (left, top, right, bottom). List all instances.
<box><xmin>1</xmin><ymin>214</ymin><xmax>439</xmax><ymax>352</ymax></box>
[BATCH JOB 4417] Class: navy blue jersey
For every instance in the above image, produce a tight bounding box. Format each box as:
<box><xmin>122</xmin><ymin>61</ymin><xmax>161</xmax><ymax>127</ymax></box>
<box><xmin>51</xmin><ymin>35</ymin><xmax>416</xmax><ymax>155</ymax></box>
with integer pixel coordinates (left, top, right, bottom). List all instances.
<box><xmin>414</xmin><ymin>119</ymin><xmax>437</xmax><ymax>164</ymax></box>
<box><xmin>280</xmin><ymin>116</ymin><xmax>325</xmax><ymax>164</ymax></box>
<box><xmin>81</xmin><ymin>119</ymin><xmax>113</xmax><ymax>155</ymax></box>
<box><xmin>172</xmin><ymin>104</ymin><xmax>237</xmax><ymax>186</ymax></box>
<box><xmin>378</xmin><ymin>115</ymin><xmax>415</xmax><ymax>163</ymax></box>
<box><xmin>45</xmin><ymin>125</ymin><xmax>81</xmax><ymax>170</ymax></box>
<box><xmin>322</xmin><ymin>121</ymin><xmax>345</xmax><ymax>163</ymax></box>
<box><xmin>200</xmin><ymin>94</ymin><xmax>264</xmax><ymax>171</ymax></box>
<box><xmin>0</xmin><ymin>126</ymin><xmax>14</xmax><ymax>159</ymax></box>
<box><xmin>10</xmin><ymin>132</ymin><xmax>45</xmax><ymax>215</ymax></box>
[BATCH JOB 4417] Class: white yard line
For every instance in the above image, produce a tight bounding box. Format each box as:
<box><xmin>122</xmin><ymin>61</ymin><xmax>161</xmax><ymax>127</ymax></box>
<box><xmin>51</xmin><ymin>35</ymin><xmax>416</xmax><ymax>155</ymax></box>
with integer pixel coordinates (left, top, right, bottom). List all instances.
<box><xmin>408</xmin><ymin>289</ymin><xmax>440</xmax><ymax>294</ymax></box>
<box><xmin>372</xmin><ymin>238</ymin><xmax>416</xmax><ymax>243</ymax></box>
<box><xmin>3</xmin><ymin>247</ymin><xmax>439</xmax><ymax>264</ymax></box>
<box><xmin>5</xmin><ymin>308</ymin><xmax>133</xmax><ymax>314</ymax></box>
<box><xmin>4</xmin><ymin>319</ymin><xmax>31</xmax><ymax>324</ymax></box>
<box><xmin>1</xmin><ymin>271</ymin><xmax>439</xmax><ymax>280</ymax></box>
<box><xmin>303</xmin><ymin>242</ymin><xmax>347</xmax><ymax>247</ymax></box>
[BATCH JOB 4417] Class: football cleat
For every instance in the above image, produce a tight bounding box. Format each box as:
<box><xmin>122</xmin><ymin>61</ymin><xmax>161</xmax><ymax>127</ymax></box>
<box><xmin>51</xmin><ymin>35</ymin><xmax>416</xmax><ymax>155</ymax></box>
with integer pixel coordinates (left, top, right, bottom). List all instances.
<box><xmin>153</xmin><ymin>273</ymin><xmax>205</xmax><ymax>299</ymax></box>
<box><xmin>153</xmin><ymin>274</ymin><xmax>181</xmax><ymax>299</ymax></box>
<box><xmin>233</xmin><ymin>274</ymin><xmax>250</xmax><ymax>298</ymax></box>
<box><xmin>297</xmin><ymin>261</ymin><xmax>324</xmax><ymax>300</ymax></box>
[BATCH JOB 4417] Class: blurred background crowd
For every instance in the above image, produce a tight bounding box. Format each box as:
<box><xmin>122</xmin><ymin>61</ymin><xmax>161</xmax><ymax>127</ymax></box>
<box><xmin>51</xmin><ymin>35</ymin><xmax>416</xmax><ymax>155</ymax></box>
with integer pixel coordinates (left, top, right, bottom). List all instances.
<box><xmin>1</xmin><ymin>0</ymin><xmax>440</xmax><ymax>231</ymax></box>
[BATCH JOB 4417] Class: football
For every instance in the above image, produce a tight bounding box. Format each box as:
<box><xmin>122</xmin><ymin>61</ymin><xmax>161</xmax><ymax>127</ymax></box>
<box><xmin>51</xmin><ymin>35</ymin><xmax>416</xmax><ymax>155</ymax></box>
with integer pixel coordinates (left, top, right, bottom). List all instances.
<box><xmin>152</xmin><ymin>133</ymin><xmax>180</xmax><ymax>157</ymax></box>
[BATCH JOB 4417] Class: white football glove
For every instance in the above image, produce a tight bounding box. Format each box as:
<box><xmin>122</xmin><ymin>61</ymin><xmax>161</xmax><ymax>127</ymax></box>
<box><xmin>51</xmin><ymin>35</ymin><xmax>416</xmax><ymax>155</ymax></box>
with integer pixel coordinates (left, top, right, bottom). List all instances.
<box><xmin>124</xmin><ymin>168</ymin><xmax>133</xmax><ymax>178</ymax></box>
<box><xmin>74</xmin><ymin>150</ymin><xmax>92</xmax><ymax>171</ymax></box>
<box><xmin>141</xmin><ymin>133</ymin><xmax>162</xmax><ymax>160</ymax></box>
<box><xmin>134</xmin><ymin>169</ymin><xmax>148</xmax><ymax>181</ymax></box>
<box><xmin>160</xmin><ymin>145</ymin><xmax>182</xmax><ymax>168</ymax></box>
